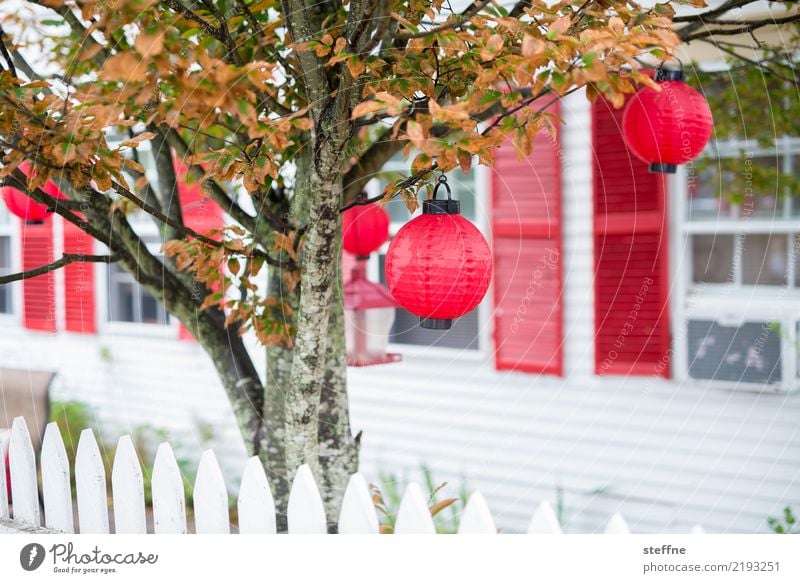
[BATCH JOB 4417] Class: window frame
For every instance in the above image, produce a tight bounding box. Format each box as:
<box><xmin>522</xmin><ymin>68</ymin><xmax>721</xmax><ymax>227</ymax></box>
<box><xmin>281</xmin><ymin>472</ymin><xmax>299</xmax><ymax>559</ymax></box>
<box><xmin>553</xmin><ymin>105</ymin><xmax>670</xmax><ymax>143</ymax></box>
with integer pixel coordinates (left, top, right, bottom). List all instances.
<box><xmin>363</xmin><ymin>159</ymin><xmax>492</xmax><ymax>360</ymax></box>
<box><xmin>0</xmin><ymin>204</ymin><xmax>21</xmax><ymax>324</ymax></box>
<box><xmin>97</xmin><ymin>226</ymin><xmax>180</xmax><ymax>339</ymax></box>
<box><xmin>672</xmin><ymin>137</ymin><xmax>800</xmax><ymax>391</ymax></box>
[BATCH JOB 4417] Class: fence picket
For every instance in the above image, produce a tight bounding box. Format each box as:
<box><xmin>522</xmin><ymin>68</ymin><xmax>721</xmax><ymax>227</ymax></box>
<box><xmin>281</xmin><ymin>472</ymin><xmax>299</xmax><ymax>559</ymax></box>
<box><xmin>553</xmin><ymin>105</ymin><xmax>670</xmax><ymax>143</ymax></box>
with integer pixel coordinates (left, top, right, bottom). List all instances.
<box><xmin>112</xmin><ymin>435</ymin><xmax>146</xmax><ymax>534</ymax></box>
<box><xmin>41</xmin><ymin>423</ymin><xmax>74</xmax><ymax>533</ymax></box>
<box><xmin>287</xmin><ymin>464</ymin><xmax>327</xmax><ymax>534</ymax></box>
<box><xmin>338</xmin><ymin>473</ymin><xmax>379</xmax><ymax>534</ymax></box>
<box><xmin>604</xmin><ymin>512</ymin><xmax>630</xmax><ymax>534</ymax></box>
<box><xmin>194</xmin><ymin>450</ymin><xmax>230</xmax><ymax>534</ymax></box>
<box><xmin>394</xmin><ymin>483</ymin><xmax>436</xmax><ymax>534</ymax></box>
<box><xmin>9</xmin><ymin>417</ymin><xmax>40</xmax><ymax>526</ymax></box>
<box><xmin>527</xmin><ymin>501</ymin><xmax>563</xmax><ymax>533</ymax></box>
<box><xmin>0</xmin><ymin>429</ymin><xmax>9</xmax><ymax>519</ymax></box>
<box><xmin>458</xmin><ymin>492</ymin><xmax>496</xmax><ymax>534</ymax></box>
<box><xmin>151</xmin><ymin>442</ymin><xmax>187</xmax><ymax>534</ymax></box>
<box><xmin>237</xmin><ymin>456</ymin><xmax>276</xmax><ymax>534</ymax></box>
<box><xmin>75</xmin><ymin>429</ymin><xmax>109</xmax><ymax>534</ymax></box>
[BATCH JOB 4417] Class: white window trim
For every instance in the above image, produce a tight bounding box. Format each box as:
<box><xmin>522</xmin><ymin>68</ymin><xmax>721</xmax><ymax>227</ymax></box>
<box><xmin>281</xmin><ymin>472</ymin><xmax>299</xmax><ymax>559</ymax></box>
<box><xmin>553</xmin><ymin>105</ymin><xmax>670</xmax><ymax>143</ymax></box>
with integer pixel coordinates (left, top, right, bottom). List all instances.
<box><xmin>364</xmin><ymin>159</ymin><xmax>492</xmax><ymax>360</ymax></box>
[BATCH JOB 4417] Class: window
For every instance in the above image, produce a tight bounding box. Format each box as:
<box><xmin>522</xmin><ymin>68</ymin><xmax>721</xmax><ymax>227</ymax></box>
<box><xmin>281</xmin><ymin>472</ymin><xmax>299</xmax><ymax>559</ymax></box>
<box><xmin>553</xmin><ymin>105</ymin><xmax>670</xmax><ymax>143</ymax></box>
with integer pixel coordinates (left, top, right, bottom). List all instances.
<box><xmin>370</xmin><ymin>157</ymin><xmax>483</xmax><ymax>351</ymax></box>
<box><xmin>0</xmin><ymin>235</ymin><xmax>12</xmax><ymax>315</ymax></box>
<box><xmin>0</xmin><ymin>204</ymin><xmax>13</xmax><ymax>315</ymax></box>
<box><xmin>107</xmin><ymin>263</ymin><xmax>169</xmax><ymax>325</ymax></box>
<box><xmin>686</xmin><ymin>139</ymin><xmax>800</xmax><ymax>289</ymax></box>
<box><xmin>680</xmin><ymin>138</ymin><xmax>800</xmax><ymax>390</ymax></box>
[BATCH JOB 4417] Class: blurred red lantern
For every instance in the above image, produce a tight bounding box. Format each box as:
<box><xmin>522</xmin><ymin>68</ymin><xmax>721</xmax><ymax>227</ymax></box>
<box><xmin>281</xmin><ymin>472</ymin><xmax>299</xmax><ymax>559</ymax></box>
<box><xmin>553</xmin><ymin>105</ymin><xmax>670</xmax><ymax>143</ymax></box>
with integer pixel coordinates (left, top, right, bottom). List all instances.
<box><xmin>1</xmin><ymin>162</ymin><xmax>66</xmax><ymax>224</ymax></box>
<box><xmin>385</xmin><ymin>175</ymin><xmax>492</xmax><ymax>330</ymax></box>
<box><xmin>622</xmin><ymin>65</ymin><xmax>713</xmax><ymax>174</ymax></box>
<box><xmin>342</xmin><ymin>193</ymin><xmax>390</xmax><ymax>257</ymax></box>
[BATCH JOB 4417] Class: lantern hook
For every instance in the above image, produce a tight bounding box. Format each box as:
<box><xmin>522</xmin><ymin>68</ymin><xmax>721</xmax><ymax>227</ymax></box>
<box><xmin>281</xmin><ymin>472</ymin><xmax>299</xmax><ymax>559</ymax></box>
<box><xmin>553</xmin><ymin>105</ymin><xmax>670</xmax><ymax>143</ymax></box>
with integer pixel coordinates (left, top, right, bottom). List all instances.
<box><xmin>432</xmin><ymin>173</ymin><xmax>453</xmax><ymax>201</ymax></box>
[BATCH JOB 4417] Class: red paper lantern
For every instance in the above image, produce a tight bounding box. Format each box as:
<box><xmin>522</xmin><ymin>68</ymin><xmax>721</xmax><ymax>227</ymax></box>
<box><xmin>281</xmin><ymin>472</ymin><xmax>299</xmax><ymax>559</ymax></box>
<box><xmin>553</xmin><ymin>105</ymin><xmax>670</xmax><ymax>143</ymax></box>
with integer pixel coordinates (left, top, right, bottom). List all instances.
<box><xmin>1</xmin><ymin>162</ymin><xmax>65</xmax><ymax>223</ymax></box>
<box><xmin>385</xmin><ymin>175</ymin><xmax>492</xmax><ymax>330</ymax></box>
<box><xmin>342</xmin><ymin>194</ymin><xmax>390</xmax><ymax>257</ymax></box>
<box><xmin>622</xmin><ymin>67</ymin><xmax>713</xmax><ymax>174</ymax></box>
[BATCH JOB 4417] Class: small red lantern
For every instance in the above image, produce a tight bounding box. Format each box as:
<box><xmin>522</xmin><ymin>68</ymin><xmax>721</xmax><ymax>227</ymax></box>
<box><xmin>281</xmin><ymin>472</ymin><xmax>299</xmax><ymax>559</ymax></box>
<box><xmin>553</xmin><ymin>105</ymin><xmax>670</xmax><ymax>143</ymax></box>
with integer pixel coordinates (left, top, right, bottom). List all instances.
<box><xmin>343</xmin><ymin>192</ymin><xmax>401</xmax><ymax>366</ymax></box>
<box><xmin>342</xmin><ymin>195</ymin><xmax>390</xmax><ymax>257</ymax></box>
<box><xmin>1</xmin><ymin>162</ymin><xmax>65</xmax><ymax>224</ymax></box>
<box><xmin>622</xmin><ymin>65</ymin><xmax>713</xmax><ymax>174</ymax></box>
<box><xmin>385</xmin><ymin>175</ymin><xmax>492</xmax><ymax>330</ymax></box>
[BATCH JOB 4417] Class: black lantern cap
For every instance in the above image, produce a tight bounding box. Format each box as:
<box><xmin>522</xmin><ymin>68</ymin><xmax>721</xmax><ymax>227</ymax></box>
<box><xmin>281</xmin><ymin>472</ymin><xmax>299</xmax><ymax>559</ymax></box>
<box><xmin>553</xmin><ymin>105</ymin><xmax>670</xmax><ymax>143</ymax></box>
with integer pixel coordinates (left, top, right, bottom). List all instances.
<box><xmin>649</xmin><ymin>162</ymin><xmax>677</xmax><ymax>174</ymax></box>
<box><xmin>421</xmin><ymin>317</ymin><xmax>453</xmax><ymax>330</ymax></box>
<box><xmin>655</xmin><ymin>60</ymin><xmax>685</xmax><ymax>82</ymax></box>
<box><xmin>423</xmin><ymin>174</ymin><xmax>461</xmax><ymax>215</ymax></box>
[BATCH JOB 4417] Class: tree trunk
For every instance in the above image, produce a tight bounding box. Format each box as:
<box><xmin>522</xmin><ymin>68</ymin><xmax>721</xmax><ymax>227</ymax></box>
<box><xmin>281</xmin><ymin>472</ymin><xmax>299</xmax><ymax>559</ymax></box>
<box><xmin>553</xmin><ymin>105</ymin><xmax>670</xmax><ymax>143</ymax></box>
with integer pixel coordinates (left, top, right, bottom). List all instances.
<box><xmin>317</xmin><ymin>268</ymin><xmax>360</xmax><ymax>530</ymax></box>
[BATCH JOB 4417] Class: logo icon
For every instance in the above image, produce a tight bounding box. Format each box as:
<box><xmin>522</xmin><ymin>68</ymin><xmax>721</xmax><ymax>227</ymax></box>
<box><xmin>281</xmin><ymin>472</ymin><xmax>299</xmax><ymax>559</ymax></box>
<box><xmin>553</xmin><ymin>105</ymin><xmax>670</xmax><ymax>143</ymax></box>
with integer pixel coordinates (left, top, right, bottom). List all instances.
<box><xmin>20</xmin><ymin>543</ymin><xmax>46</xmax><ymax>571</ymax></box>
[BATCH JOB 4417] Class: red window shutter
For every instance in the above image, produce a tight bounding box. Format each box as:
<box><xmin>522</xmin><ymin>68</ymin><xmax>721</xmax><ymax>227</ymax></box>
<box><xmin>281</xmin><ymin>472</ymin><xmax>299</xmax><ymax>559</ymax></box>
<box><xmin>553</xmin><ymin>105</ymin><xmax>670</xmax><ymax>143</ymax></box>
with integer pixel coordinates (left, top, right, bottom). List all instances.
<box><xmin>63</xmin><ymin>220</ymin><xmax>96</xmax><ymax>334</ymax></box>
<box><xmin>178</xmin><ymin>174</ymin><xmax>223</xmax><ymax>341</ymax></box>
<box><xmin>492</xmin><ymin>103</ymin><xmax>563</xmax><ymax>375</ymax></box>
<box><xmin>592</xmin><ymin>97</ymin><xmax>670</xmax><ymax>377</ymax></box>
<box><xmin>21</xmin><ymin>220</ymin><xmax>56</xmax><ymax>332</ymax></box>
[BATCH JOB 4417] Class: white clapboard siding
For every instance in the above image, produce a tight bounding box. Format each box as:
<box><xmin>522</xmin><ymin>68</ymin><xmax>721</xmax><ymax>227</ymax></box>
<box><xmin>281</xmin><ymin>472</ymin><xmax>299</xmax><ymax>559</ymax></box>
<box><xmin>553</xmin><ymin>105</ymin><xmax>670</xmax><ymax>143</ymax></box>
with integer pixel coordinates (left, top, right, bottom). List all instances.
<box><xmin>9</xmin><ymin>417</ymin><xmax>40</xmax><ymax>526</ymax></box>
<box><xmin>237</xmin><ymin>456</ymin><xmax>276</xmax><ymax>534</ymax></box>
<box><xmin>528</xmin><ymin>501</ymin><xmax>563</xmax><ymax>534</ymax></box>
<box><xmin>75</xmin><ymin>428</ymin><xmax>109</xmax><ymax>534</ymax></box>
<box><xmin>194</xmin><ymin>450</ymin><xmax>230</xmax><ymax>534</ymax></box>
<box><xmin>458</xmin><ymin>492</ymin><xmax>496</xmax><ymax>534</ymax></box>
<box><xmin>0</xmin><ymin>429</ymin><xmax>10</xmax><ymax>520</ymax></box>
<box><xmin>287</xmin><ymin>464</ymin><xmax>327</xmax><ymax>534</ymax></box>
<box><xmin>394</xmin><ymin>483</ymin><xmax>436</xmax><ymax>534</ymax></box>
<box><xmin>604</xmin><ymin>513</ymin><xmax>631</xmax><ymax>534</ymax></box>
<box><xmin>0</xmin><ymin>418</ymin><xmax>713</xmax><ymax>536</ymax></box>
<box><xmin>112</xmin><ymin>435</ymin><xmax>146</xmax><ymax>534</ymax></box>
<box><xmin>338</xmin><ymin>473</ymin><xmax>379</xmax><ymax>534</ymax></box>
<box><xmin>41</xmin><ymin>422</ymin><xmax>74</xmax><ymax>533</ymax></box>
<box><xmin>152</xmin><ymin>442</ymin><xmax>187</xmax><ymax>534</ymax></box>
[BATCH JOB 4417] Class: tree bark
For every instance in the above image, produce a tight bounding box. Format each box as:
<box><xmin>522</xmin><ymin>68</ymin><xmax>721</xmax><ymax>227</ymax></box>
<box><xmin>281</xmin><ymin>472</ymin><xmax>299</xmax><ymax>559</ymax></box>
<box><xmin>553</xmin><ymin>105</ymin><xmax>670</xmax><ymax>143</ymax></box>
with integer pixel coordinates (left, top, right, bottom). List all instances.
<box><xmin>317</xmin><ymin>265</ymin><xmax>361</xmax><ymax>530</ymax></box>
<box><xmin>284</xmin><ymin>162</ymin><xmax>343</xmax><ymax>478</ymax></box>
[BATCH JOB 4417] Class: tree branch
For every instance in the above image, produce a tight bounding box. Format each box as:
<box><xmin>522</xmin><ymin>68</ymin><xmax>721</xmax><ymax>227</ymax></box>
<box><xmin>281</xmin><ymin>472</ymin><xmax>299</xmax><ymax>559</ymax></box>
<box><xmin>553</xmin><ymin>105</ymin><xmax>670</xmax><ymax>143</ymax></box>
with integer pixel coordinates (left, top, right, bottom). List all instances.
<box><xmin>396</xmin><ymin>0</ymin><xmax>491</xmax><ymax>40</ymax></box>
<box><xmin>682</xmin><ymin>12</ymin><xmax>800</xmax><ymax>42</ymax></box>
<box><xmin>0</xmin><ymin>253</ymin><xmax>118</xmax><ymax>285</ymax></box>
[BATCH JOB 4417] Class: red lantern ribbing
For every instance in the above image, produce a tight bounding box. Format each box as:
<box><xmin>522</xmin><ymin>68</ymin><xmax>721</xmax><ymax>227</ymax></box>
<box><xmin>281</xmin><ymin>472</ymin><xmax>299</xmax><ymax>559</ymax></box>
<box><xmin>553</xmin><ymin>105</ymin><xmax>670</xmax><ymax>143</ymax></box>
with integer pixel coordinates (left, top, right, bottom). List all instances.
<box><xmin>385</xmin><ymin>175</ymin><xmax>492</xmax><ymax>330</ymax></box>
<box><xmin>1</xmin><ymin>162</ymin><xmax>66</xmax><ymax>224</ymax></box>
<box><xmin>622</xmin><ymin>65</ymin><xmax>713</xmax><ymax>174</ymax></box>
<box><xmin>342</xmin><ymin>193</ymin><xmax>390</xmax><ymax>257</ymax></box>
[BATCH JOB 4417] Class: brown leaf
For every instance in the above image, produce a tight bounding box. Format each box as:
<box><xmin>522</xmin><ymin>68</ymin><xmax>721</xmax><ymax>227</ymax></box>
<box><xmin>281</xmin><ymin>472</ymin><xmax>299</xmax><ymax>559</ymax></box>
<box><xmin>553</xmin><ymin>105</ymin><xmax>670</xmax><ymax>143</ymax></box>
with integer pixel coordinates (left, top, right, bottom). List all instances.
<box><xmin>429</xmin><ymin>498</ymin><xmax>457</xmax><ymax>517</ymax></box>
<box><xmin>135</xmin><ymin>30</ymin><xmax>164</xmax><ymax>58</ymax></box>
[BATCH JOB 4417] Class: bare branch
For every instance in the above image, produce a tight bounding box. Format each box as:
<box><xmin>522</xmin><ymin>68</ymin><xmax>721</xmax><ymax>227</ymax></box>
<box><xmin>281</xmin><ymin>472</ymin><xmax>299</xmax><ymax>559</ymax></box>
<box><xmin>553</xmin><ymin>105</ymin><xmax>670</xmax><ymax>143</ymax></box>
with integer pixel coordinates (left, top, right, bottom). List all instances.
<box><xmin>0</xmin><ymin>253</ymin><xmax>118</xmax><ymax>285</ymax></box>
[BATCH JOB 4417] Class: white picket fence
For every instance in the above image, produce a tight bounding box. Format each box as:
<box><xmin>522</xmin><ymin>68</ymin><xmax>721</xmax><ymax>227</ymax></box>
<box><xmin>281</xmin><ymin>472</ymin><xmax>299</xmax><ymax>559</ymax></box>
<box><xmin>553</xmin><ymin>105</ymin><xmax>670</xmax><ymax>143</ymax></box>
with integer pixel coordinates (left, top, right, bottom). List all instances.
<box><xmin>0</xmin><ymin>417</ymin><xmax>705</xmax><ymax>534</ymax></box>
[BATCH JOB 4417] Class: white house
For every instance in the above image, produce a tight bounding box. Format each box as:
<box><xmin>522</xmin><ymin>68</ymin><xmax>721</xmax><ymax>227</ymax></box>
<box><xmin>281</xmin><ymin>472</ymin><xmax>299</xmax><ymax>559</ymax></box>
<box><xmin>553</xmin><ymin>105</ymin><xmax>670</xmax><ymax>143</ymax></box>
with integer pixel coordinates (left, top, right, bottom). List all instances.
<box><xmin>0</xmin><ymin>12</ymin><xmax>798</xmax><ymax>533</ymax></box>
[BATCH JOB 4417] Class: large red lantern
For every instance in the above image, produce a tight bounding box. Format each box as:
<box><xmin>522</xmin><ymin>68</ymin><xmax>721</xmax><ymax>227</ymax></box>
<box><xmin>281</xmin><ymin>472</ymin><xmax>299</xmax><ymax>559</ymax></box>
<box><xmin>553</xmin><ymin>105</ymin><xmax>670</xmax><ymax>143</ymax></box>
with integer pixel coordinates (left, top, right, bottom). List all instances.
<box><xmin>385</xmin><ymin>175</ymin><xmax>492</xmax><ymax>330</ymax></box>
<box><xmin>1</xmin><ymin>162</ymin><xmax>65</xmax><ymax>224</ymax></box>
<box><xmin>342</xmin><ymin>193</ymin><xmax>390</xmax><ymax>257</ymax></box>
<box><xmin>622</xmin><ymin>65</ymin><xmax>713</xmax><ymax>174</ymax></box>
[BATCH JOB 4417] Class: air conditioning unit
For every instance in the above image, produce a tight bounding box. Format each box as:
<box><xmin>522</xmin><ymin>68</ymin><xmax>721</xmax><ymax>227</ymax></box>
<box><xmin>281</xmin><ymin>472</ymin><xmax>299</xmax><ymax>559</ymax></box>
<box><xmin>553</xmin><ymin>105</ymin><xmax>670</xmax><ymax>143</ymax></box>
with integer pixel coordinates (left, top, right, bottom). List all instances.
<box><xmin>679</xmin><ymin>310</ymin><xmax>799</xmax><ymax>394</ymax></box>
